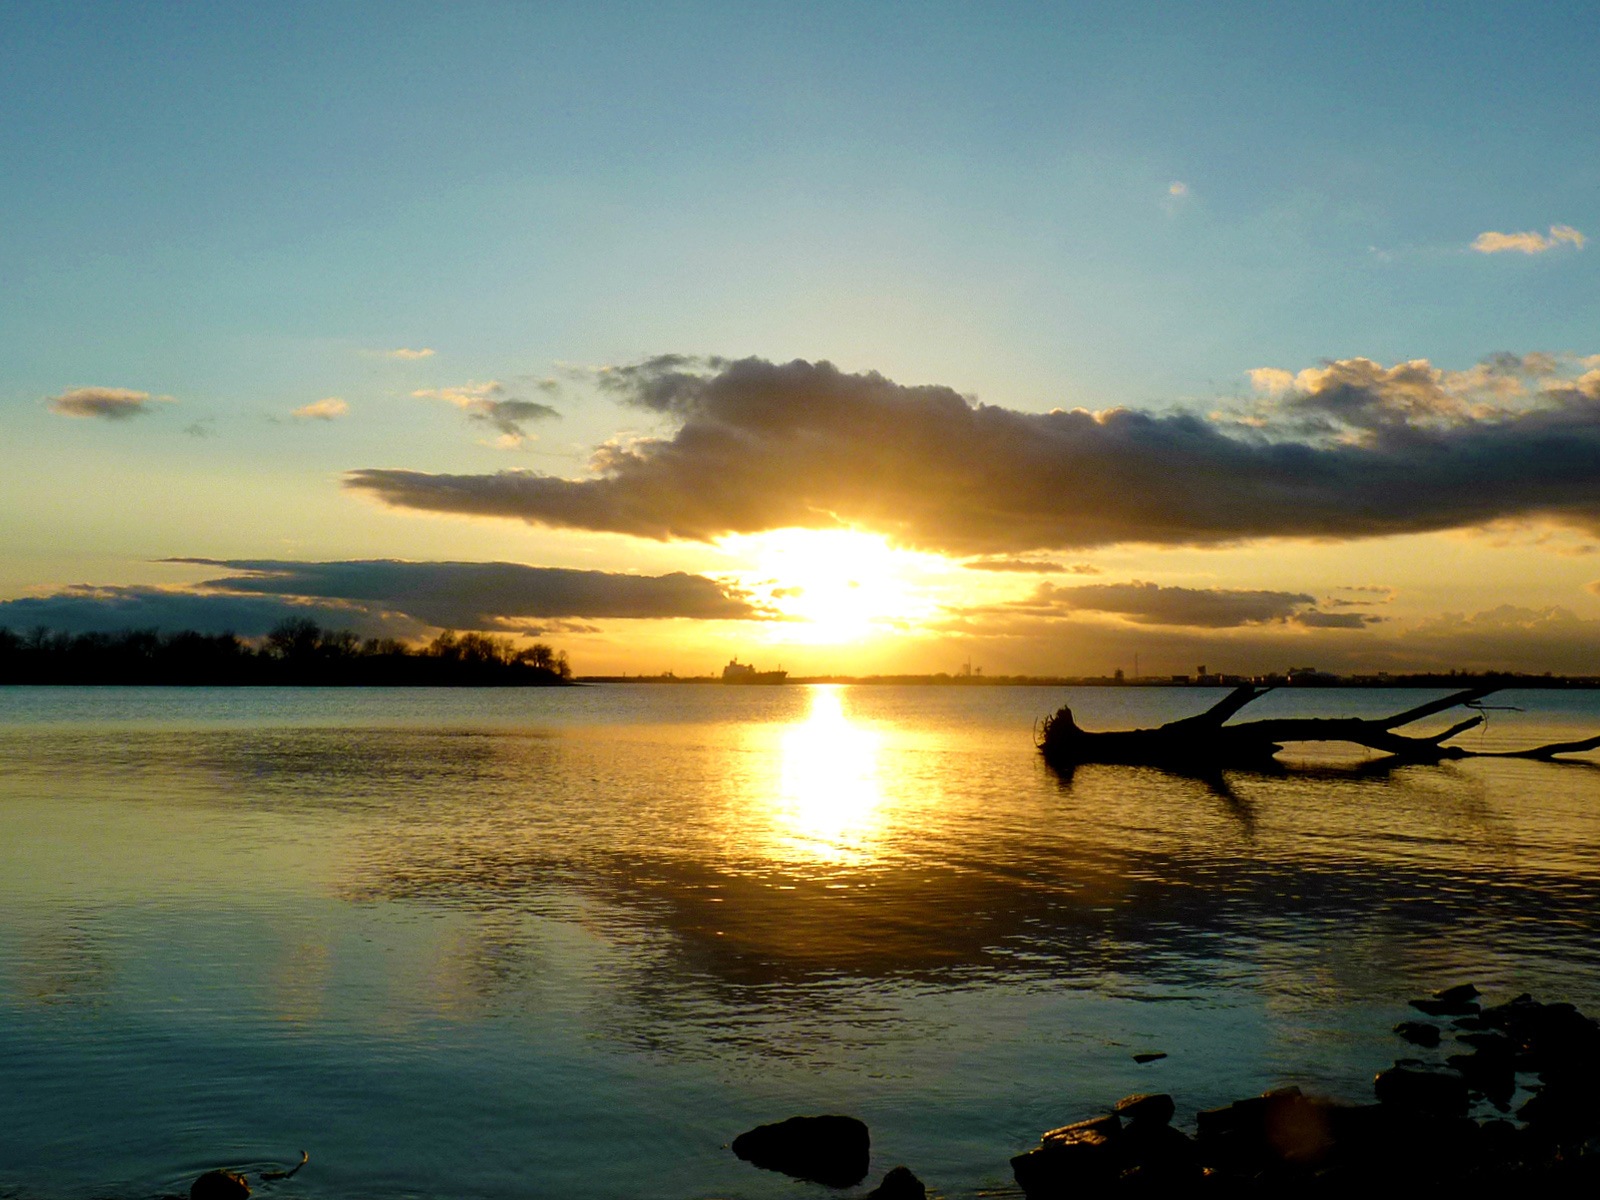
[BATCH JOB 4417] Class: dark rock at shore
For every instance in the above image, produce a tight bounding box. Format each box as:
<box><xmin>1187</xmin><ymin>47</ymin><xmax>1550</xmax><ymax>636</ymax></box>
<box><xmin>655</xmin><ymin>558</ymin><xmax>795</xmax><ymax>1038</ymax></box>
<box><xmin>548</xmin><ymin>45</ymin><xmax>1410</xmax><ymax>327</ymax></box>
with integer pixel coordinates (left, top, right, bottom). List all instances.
<box><xmin>1119</xmin><ymin>1122</ymin><xmax>1200</xmax><ymax>1187</ymax></box>
<box><xmin>1012</xmin><ymin>1115</ymin><xmax>1123</xmax><ymax>1195</ymax></box>
<box><xmin>1196</xmin><ymin>1086</ymin><xmax>1348</xmax><ymax>1172</ymax></box>
<box><xmin>1448</xmin><ymin>1047</ymin><xmax>1516</xmax><ymax>1104</ymax></box>
<box><xmin>732</xmin><ymin>1114</ymin><xmax>870</xmax><ymax>1187</ymax></box>
<box><xmin>864</xmin><ymin>1165</ymin><xmax>925</xmax><ymax>1199</ymax></box>
<box><xmin>1394</xmin><ymin>1020</ymin><xmax>1441</xmax><ymax>1047</ymax></box>
<box><xmin>1114</xmin><ymin>1092</ymin><xmax>1175</xmax><ymax>1126</ymax></box>
<box><xmin>1013</xmin><ymin>1108</ymin><xmax>1203</xmax><ymax>1196</ymax></box>
<box><xmin>1007</xmin><ymin>993</ymin><xmax>1600</xmax><ymax>1194</ymax></box>
<box><xmin>1411</xmin><ymin>996</ymin><xmax>1480</xmax><ymax>1017</ymax></box>
<box><xmin>1409</xmin><ymin>983</ymin><xmax>1481</xmax><ymax>1018</ymax></box>
<box><xmin>190</xmin><ymin>1170</ymin><xmax>250</xmax><ymax>1200</ymax></box>
<box><xmin>1374</xmin><ymin>1062</ymin><xmax>1469</xmax><ymax>1116</ymax></box>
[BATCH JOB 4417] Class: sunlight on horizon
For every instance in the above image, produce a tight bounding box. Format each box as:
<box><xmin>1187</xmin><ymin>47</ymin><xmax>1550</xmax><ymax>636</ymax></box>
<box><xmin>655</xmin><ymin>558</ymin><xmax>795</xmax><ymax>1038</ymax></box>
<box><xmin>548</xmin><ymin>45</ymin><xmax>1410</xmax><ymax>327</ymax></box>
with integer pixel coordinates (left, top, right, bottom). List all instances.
<box><xmin>719</xmin><ymin>528</ymin><xmax>949</xmax><ymax>645</ymax></box>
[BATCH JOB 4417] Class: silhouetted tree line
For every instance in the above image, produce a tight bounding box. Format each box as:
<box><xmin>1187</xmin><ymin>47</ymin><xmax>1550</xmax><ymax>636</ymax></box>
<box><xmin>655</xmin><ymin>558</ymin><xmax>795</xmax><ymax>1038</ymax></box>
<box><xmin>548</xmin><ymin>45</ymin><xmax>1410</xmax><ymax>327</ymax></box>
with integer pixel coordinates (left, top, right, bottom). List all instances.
<box><xmin>0</xmin><ymin>619</ymin><xmax>572</xmax><ymax>686</ymax></box>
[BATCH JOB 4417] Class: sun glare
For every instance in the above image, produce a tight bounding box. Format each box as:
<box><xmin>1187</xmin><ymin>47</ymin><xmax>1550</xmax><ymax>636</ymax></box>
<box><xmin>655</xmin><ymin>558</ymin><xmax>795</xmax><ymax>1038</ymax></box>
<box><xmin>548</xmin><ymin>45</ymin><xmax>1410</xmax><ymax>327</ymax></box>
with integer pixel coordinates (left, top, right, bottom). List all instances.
<box><xmin>722</xmin><ymin>528</ymin><xmax>944</xmax><ymax>644</ymax></box>
<box><xmin>773</xmin><ymin>685</ymin><xmax>885</xmax><ymax>863</ymax></box>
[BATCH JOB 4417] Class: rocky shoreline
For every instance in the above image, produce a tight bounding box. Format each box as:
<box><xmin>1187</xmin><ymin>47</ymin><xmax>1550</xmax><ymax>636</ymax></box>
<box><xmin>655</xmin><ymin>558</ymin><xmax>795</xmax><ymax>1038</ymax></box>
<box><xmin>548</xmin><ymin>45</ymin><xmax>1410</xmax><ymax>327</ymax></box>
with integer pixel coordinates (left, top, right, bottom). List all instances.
<box><xmin>729</xmin><ymin>987</ymin><xmax>1600</xmax><ymax>1197</ymax></box>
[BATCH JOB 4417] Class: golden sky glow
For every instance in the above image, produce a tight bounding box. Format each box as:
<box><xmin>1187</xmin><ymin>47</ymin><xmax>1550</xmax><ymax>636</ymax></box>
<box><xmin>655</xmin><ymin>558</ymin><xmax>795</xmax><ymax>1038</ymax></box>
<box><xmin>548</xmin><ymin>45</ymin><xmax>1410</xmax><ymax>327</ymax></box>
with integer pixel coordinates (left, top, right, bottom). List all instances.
<box><xmin>3</xmin><ymin>8</ymin><xmax>1599</xmax><ymax>679</ymax></box>
<box><xmin>720</xmin><ymin>529</ymin><xmax>949</xmax><ymax>645</ymax></box>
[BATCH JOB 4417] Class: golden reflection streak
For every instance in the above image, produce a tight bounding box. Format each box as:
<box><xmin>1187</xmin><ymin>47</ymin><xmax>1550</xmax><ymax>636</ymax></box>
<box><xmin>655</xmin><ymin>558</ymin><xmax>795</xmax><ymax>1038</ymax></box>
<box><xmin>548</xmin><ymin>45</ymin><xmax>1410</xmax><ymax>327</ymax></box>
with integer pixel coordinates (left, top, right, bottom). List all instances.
<box><xmin>771</xmin><ymin>686</ymin><xmax>885</xmax><ymax>865</ymax></box>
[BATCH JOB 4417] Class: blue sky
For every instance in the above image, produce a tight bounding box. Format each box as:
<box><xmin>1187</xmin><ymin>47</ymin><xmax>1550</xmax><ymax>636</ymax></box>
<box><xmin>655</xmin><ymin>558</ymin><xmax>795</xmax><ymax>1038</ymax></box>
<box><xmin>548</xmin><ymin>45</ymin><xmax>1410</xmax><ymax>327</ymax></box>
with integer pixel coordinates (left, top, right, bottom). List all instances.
<box><xmin>4</xmin><ymin>2</ymin><xmax>1599</xmax><ymax>675</ymax></box>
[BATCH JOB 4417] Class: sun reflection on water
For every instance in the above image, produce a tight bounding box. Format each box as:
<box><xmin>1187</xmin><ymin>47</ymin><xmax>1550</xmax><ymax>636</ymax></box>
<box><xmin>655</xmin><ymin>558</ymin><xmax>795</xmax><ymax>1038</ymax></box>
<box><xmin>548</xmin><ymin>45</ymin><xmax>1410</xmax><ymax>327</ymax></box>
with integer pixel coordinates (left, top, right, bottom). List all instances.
<box><xmin>772</xmin><ymin>685</ymin><xmax>885</xmax><ymax>864</ymax></box>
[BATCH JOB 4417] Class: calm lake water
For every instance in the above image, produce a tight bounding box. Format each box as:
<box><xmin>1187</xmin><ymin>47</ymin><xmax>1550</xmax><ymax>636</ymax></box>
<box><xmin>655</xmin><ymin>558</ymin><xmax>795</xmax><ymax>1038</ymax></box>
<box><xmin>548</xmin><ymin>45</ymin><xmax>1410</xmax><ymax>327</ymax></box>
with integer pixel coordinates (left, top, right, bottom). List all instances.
<box><xmin>2</xmin><ymin>684</ymin><xmax>1598</xmax><ymax>1198</ymax></box>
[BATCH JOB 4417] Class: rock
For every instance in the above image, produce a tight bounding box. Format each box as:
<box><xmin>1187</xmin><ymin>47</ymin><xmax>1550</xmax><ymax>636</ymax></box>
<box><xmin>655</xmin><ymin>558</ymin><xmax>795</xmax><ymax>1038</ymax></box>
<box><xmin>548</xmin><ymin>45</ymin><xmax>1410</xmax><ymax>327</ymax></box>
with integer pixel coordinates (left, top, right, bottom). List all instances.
<box><xmin>1373</xmin><ymin>1063</ymin><xmax>1469</xmax><ymax>1116</ymax></box>
<box><xmin>1131</xmin><ymin>1051</ymin><xmax>1167</xmax><ymax>1064</ymax></box>
<box><xmin>1447</xmin><ymin>1050</ymin><xmax>1516</xmax><ymax>1102</ymax></box>
<box><xmin>1394</xmin><ymin>1021</ymin><xmax>1442</xmax><ymax>1047</ymax></box>
<box><xmin>1012</xmin><ymin>1115</ymin><xmax>1122</xmax><ymax>1197</ymax></box>
<box><xmin>1518</xmin><ymin>1080</ymin><xmax>1600</xmax><ymax>1138</ymax></box>
<box><xmin>1114</xmin><ymin>1092</ymin><xmax>1175</xmax><ymax>1126</ymax></box>
<box><xmin>864</xmin><ymin>1165</ymin><xmax>925</xmax><ymax>1200</ymax></box>
<box><xmin>1195</xmin><ymin>1087</ymin><xmax>1328</xmax><ymax>1172</ymax></box>
<box><xmin>1411</xmin><ymin>995</ymin><xmax>1479</xmax><ymax>1018</ymax></box>
<box><xmin>1011</xmin><ymin>1142</ymin><xmax>1115</xmax><ymax>1196</ymax></box>
<box><xmin>1434</xmin><ymin>983</ymin><xmax>1480</xmax><ymax>1006</ymax></box>
<box><xmin>732</xmin><ymin>1114</ymin><xmax>870</xmax><ymax>1187</ymax></box>
<box><xmin>1456</xmin><ymin>1030</ymin><xmax>1514</xmax><ymax>1055</ymax></box>
<box><xmin>1120</xmin><ymin>1121</ymin><xmax>1201</xmax><ymax>1183</ymax></box>
<box><xmin>1041</xmin><ymin>1113</ymin><xmax>1121</xmax><ymax>1147</ymax></box>
<box><xmin>190</xmin><ymin>1171</ymin><xmax>250</xmax><ymax>1200</ymax></box>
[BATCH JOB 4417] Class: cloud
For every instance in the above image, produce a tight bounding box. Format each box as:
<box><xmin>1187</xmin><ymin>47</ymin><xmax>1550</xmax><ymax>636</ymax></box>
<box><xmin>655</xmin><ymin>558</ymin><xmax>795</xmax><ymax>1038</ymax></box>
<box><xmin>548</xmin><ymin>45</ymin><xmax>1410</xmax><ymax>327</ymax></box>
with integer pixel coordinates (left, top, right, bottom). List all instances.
<box><xmin>346</xmin><ymin>354</ymin><xmax>1600</xmax><ymax>554</ymax></box>
<box><xmin>0</xmin><ymin>587</ymin><xmax>382</xmax><ymax>638</ymax></box>
<box><xmin>166</xmin><ymin>558</ymin><xmax>766</xmax><ymax>627</ymax></box>
<box><xmin>1168</xmin><ymin>181</ymin><xmax>1188</xmax><ymax>197</ymax></box>
<box><xmin>1323</xmin><ymin>584</ymin><xmax>1397</xmax><ymax>608</ymax></box>
<box><xmin>1</xmin><ymin>560</ymin><xmax>769</xmax><ymax>641</ymax></box>
<box><xmin>1003</xmin><ymin>580</ymin><xmax>1322</xmax><ymax>628</ymax></box>
<box><xmin>1472</xmin><ymin>225</ymin><xmax>1586</xmax><ymax>254</ymax></box>
<box><xmin>388</xmin><ymin>347</ymin><xmax>436</xmax><ymax>359</ymax></box>
<box><xmin>963</xmin><ymin>558</ymin><xmax>1100</xmax><ymax>574</ymax></box>
<box><xmin>48</xmin><ymin>387</ymin><xmax>168</xmax><ymax>420</ymax></box>
<box><xmin>414</xmin><ymin>381</ymin><xmax>560</xmax><ymax>445</ymax></box>
<box><xmin>1294</xmin><ymin>610</ymin><xmax>1380</xmax><ymax>629</ymax></box>
<box><xmin>293</xmin><ymin>397</ymin><xmax>349</xmax><ymax>421</ymax></box>
<box><xmin>1395</xmin><ymin>604</ymin><xmax>1600</xmax><ymax>672</ymax></box>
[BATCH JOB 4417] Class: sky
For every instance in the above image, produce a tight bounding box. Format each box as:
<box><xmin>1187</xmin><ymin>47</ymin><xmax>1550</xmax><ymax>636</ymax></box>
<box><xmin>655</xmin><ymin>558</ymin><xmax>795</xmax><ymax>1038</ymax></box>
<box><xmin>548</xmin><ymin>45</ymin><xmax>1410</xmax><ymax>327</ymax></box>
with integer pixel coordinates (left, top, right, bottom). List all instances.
<box><xmin>3</xmin><ymin>0</ymin><xmax>1599</xmax><ymax>677</ymax></box>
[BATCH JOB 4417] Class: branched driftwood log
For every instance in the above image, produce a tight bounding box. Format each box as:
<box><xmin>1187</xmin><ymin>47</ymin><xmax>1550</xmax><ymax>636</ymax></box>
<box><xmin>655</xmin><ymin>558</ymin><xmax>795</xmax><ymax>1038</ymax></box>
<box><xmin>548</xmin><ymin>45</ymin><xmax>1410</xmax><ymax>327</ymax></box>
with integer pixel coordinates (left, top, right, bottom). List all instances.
<box><xmin>1037</xmin><ymin>686</ymin><xmax>1600</xmax><ymax>769</ymax></box>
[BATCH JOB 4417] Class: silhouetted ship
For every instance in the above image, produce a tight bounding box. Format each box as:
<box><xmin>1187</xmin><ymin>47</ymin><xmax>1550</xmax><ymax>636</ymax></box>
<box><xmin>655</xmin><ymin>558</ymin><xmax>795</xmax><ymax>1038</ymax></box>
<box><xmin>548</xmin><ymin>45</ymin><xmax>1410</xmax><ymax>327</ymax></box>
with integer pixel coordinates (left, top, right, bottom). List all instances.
<box><xmin>721</xmin><ymin>658</ymin><xmax>787</xmax><ymax>684</ymax></box>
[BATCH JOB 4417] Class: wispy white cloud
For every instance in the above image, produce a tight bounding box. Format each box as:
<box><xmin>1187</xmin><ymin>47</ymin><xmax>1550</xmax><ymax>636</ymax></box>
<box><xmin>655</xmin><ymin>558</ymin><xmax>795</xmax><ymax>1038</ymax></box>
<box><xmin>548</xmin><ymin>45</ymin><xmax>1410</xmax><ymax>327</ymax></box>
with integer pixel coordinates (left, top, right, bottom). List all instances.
<box><xmin>48</xmin><ymin>387</ymin><xmax>169</xmax><ymax>420</ymax></box>
<box><xmin>293</xmin><ymin>397</ymin><xmax>349</xmax><ymax>421</ymax></box>
<box><xmin>1472</xmin><ymin>225</ymin><xmax>1586</xmax><ymax>254</ymax></box>
<box><xmin>388</xmin><ymin>347</ymin><xmax>436</xmax><ymax>360</ymax></box>
<box><xmin>1162</xmin><ymin>180</ymin><xmax>1192</xmax><ymax>217</ymax></box>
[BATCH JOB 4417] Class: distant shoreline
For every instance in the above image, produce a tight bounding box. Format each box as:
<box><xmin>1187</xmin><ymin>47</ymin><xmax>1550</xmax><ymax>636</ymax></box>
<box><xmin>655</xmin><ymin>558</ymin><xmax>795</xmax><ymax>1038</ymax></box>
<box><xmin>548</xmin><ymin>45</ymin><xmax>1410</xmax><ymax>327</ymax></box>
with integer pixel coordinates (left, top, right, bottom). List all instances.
<box><xmin>578</xmin><ymin>672</ymin><xmax>1600</xmax><ymax>689</ymax></box>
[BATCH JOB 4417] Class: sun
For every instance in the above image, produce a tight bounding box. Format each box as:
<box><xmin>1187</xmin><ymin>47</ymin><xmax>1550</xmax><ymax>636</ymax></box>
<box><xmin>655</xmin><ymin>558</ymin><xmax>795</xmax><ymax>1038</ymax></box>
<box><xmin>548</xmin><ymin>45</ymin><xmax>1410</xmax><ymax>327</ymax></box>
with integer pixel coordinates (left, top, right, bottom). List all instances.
<box><xmin>720</xmin><ymin>528</ymin><xmax>946</xmax><ymax>644</ymax></box>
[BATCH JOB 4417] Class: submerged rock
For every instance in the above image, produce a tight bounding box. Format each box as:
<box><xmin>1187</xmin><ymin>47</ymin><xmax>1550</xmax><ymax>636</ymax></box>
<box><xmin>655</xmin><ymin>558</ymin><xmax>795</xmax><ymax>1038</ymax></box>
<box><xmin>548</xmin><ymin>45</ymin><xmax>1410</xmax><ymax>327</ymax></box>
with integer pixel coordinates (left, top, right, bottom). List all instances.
<box><xmin>1435</xmin><ymin>983</ymin><xmax>1481</xmax><ymax>1006</ymax></box>
<box><xmin>1394</xmin><ymin>1020</ymin><xmax>1442</xmax><ymax>1047</ymax></box>
<box><xmin>864</xmin><ymin>1164</ymin><xmax>926</xmax><ymax>1199</ymax></box>
<box><xmin>732</xmin><ymin>1114</ymin><xmax>870</xmax><ymax>1187</ymax></box>
<box><xmin>190</xmin><ymin>1170</ymin><xmax>250</xmax><ymax>1200</ymax></box>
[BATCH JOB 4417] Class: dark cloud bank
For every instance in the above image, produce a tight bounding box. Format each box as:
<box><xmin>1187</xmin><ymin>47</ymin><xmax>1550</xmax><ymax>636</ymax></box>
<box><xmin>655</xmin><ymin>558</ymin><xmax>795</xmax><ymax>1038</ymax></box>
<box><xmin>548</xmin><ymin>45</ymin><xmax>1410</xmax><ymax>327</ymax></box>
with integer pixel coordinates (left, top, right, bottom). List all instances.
<box><xmin>997</xmin><ymin>580</ymin><xmax>1376</xmax><ymax>630</ymax></box>
<box><xmin>0</xmin><ymin>561</ymin><xmax>762</xmax><ymax>639</ymax></box>
<box><xmin>173</xmin><ymin>559</ymin><xmax>758</xmax><ymax>626</ymax></box>
<box><xmin>345</xmin><ymin>355</ymin><xmax>1600</xmax><ymax>554</ymax></box>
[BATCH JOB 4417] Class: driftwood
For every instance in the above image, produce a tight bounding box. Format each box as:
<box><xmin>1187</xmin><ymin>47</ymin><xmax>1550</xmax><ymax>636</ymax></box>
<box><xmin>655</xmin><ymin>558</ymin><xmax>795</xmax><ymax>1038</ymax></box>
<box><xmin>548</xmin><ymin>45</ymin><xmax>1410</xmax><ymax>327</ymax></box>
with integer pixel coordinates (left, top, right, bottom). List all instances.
<box><xmin>1037</xmin><ymin>686</ymin><xmax>1600</xmax><ymax>769</ymax></box>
